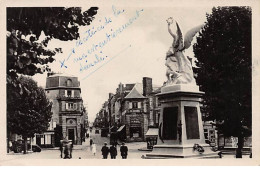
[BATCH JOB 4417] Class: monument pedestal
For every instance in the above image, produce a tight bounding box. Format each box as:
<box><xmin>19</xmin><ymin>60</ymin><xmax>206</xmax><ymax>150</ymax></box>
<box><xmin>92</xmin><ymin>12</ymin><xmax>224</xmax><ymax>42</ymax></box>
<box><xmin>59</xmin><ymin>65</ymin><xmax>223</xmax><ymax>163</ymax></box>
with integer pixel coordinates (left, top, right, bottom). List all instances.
<box><xmin>145</xmin><ymin>84</ymin><xmax>220</xmax><ymax>159</ymax></box>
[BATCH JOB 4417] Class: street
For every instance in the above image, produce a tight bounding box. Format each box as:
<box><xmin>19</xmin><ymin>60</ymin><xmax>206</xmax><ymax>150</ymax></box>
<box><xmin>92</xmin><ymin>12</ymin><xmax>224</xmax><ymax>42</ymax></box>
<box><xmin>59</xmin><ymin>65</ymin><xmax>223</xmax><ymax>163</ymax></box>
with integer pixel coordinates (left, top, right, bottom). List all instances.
<box><xmin>3</xmin><ymin>130</ymin><xmax>147</xmax><ymax>160</ymax></box>
<box><xmin>1</xmin><ymin>129</ymin><xmax>250</xmax><ymax>165</ymax></box>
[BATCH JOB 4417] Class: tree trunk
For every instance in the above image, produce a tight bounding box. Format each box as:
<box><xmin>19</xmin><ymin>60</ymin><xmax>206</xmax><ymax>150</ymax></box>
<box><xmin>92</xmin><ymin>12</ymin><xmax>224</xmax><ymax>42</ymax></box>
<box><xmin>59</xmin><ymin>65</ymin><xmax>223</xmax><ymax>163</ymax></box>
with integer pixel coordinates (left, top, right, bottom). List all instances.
<box><xmin>236</xmin><ymin>135</ymin><xmax>244</xmax><ymax>158</ymax></box>
<box><xmin>23</xmin><ymin>136</ymin><xmax>28</xmax><ymax>154</ymax></box>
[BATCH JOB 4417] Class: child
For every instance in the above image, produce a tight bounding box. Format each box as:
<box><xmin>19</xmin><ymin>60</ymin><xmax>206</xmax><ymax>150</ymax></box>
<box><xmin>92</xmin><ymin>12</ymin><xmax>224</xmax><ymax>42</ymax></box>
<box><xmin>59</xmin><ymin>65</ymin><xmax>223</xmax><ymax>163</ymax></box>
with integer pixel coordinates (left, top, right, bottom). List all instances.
<box><xmin>92</xmin><ymin>143</ymin><xmax>96</xmax><ymax>156</ymax></box>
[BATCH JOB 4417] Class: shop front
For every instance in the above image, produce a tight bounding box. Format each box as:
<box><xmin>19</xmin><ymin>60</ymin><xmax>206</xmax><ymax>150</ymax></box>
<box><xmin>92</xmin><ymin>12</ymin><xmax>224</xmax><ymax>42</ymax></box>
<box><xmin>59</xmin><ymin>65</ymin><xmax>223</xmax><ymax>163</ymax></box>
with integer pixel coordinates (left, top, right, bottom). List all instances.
<box><xmin>127</xmin><ymin>116</ymin><xmax>144</xmax><ymax>142</ymax></box>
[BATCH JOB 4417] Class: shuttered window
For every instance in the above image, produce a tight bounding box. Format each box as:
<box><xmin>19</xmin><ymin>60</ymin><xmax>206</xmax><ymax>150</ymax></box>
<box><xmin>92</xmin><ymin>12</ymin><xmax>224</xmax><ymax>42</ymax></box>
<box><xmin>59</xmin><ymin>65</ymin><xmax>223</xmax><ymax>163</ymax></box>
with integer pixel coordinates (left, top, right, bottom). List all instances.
<box><xmin>138</xmin><ymin>102</ymin><xmax>141</xmax><ymax>108</ymax></box>
<box><xmin>129</xmin><ymin>102</ymin><xmax>132</xmax><ymax>109</ymax></box>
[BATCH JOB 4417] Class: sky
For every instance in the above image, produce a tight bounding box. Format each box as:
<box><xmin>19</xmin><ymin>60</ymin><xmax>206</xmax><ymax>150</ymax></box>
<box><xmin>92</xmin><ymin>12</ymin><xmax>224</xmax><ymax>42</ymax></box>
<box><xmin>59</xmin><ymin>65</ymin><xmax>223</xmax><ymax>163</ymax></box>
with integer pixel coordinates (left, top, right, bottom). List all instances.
<box><xmin>32</xmin><ymin>5</ymin><xmax>213</xmax><ymax>122</ymax></box>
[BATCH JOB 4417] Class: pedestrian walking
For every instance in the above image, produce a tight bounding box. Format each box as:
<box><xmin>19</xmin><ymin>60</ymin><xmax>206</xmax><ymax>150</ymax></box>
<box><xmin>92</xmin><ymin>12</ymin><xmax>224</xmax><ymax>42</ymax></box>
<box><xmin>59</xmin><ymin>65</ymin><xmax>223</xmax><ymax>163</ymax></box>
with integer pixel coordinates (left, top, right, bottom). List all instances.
<box><xmin>92</xmin><ymin>143</ymin><xmax>96</xmax><ymax>156</ymax></box>
<box><xmin>69</xmin><ymin>142</ymin><xmax>73</xmax><ymax>159</ymax></box>
<box><xmin>110</xmin><ymin>144</ymin><xmax>117</xmax><ymax>159</ymax></box>
<box><xmin>90</xmin><ymin>138</ymin><xmax>93</xmax><ymax>146</ymax></box>
<box><xmin>59</xmin><ymin>141</ymin><xmax>63</xmax><ymax>158</ymax></box>
<box><xmin>101</xmin><ymin>142</ymin><xmax>110</xmax><ymax>159</ymax></box>
<box><xmin>64</xmin><ymin>143</ymin><xmax>70</xmax><ymax>159</ymax></box>
<box><xmin>120</xmin><ymin>142</ymin><xmax>128</xmax><ymax>159</ymax></box>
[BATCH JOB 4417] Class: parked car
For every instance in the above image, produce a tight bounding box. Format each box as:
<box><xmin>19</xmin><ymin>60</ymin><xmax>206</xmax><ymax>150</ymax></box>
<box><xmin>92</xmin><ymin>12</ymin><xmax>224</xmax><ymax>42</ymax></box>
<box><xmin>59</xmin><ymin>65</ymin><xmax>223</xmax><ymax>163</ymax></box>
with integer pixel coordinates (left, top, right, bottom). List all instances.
<box><xmin>32</xmin><ymin>144</ymin><xmax>41</xmax><ymax>152</ymax></box>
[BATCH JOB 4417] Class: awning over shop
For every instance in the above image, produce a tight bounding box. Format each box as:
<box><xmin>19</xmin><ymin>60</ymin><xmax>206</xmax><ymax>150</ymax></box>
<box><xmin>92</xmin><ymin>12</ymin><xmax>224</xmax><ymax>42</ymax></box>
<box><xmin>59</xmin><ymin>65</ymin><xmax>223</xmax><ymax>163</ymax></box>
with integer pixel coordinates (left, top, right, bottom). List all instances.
<box><xmin>117</xmin><ymin>125</ymin><xmax>125</xmax><ymax>132</ymax></box>
<box><xmin>145</xmin><ymin>128</ymin><xmax>158</xmax><ymax>137</ymax></box>
<box><xmin>110</xmin><ymin>126</ymin><xmax>116</xmax><ymax>130</ymax></box>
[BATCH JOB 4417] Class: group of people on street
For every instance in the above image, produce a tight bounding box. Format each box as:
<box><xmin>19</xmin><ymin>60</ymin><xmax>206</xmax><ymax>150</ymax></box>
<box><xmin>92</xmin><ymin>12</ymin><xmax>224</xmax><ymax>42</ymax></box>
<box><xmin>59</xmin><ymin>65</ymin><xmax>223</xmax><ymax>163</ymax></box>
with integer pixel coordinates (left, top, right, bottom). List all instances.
<box><xmin>60</xmin><ymin>139</ymin><xmax>73</xmax><ymax>159</ymax></box>
<box><xmin>60</xmin><ymin>136</ymin><xmax>129</xmax><ymax>159</ymax></box>
<box><xmin>101</xmin><ymin>142</ymin><xmax>128</xmax><ymax>159</ymax></box>
<box><xmin>90</xmin><ymin>138</ymin><xmax>128</xmax><ymax>159</ymax></box>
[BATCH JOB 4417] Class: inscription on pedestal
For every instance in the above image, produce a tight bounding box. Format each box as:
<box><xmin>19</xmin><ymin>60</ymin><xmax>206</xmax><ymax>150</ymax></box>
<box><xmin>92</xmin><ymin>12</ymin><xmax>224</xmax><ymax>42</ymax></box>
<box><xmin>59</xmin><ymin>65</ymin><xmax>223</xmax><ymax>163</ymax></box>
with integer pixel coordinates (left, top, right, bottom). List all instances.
<box><xmin>184</xmin><ymin>106</ymin><xmax>200</xmax><ymax>139</ymax></box>
<box><xmin>163</xmin><ymin>107</ymin><xmax>178</xmax><ymax>140</ymax></box>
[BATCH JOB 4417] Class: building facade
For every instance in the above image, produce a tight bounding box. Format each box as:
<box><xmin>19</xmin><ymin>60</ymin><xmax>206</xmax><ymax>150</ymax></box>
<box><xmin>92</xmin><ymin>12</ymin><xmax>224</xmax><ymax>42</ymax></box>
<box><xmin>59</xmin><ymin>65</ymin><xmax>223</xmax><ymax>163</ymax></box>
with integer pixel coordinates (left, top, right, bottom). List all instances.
<box><xmin>94</xmin><ymin>77</ymin><xmax>161</xmax><ymax>142</ymax></box>
<box><xmin>43</xmin><ymin>73</ymin><xmax>86</xmax><ymax>146</ymax></box>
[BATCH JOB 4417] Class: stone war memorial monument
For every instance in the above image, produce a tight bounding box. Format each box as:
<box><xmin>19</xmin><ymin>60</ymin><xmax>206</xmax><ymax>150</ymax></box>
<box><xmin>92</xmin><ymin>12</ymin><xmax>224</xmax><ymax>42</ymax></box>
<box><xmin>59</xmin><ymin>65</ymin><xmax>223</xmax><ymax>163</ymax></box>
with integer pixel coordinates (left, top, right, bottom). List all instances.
<box><xmin>145</xmin><ymin>18</ymin><xmax>221</xmax><ymax>158</ymax></box>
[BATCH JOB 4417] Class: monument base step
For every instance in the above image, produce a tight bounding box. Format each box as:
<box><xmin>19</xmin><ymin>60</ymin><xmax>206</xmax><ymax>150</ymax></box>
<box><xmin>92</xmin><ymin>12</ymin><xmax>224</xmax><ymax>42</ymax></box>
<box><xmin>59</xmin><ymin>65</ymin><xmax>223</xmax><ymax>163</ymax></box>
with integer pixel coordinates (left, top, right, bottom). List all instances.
<box><xmin>144</xmin><ymin>152</ymin><xmax>221</xmax><ymax>159</ymax></box>
<box><xmin>144</xmin><ymin>144</ymin><xmax>221</xmax><ymax>159</ymax></box>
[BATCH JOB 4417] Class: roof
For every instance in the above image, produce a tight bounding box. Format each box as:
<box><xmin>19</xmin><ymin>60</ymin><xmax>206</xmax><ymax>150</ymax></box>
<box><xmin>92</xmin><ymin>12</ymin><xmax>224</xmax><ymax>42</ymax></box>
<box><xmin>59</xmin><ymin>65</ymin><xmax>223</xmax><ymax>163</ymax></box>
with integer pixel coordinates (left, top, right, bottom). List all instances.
<box><xmin>152</xmin><ymin>87</ymin><xmax>161</xmax><ymax>93</ymax></box>
<box><xmin>49</xmin><ymin>72</ymin><xmax>76</xmax><ymax>78</ymax></box>
<box><xmin>152</xmin><ymin>84</ymin><xmax>162</xmax><ymax>93</ymax></box>
<box><xmin>145</xmin><ymin>128</ymin><xmax>158</xmax><ymax>137</ymax></box>
<box><xmin>124</xmin><ymin>84</ymin><xmax>135</xmax><ymax>91</ymax></box>
<box><xmin>124</xmin><ymin>83</ymin><xmax>145</xmax><ymax>99</ymax></box>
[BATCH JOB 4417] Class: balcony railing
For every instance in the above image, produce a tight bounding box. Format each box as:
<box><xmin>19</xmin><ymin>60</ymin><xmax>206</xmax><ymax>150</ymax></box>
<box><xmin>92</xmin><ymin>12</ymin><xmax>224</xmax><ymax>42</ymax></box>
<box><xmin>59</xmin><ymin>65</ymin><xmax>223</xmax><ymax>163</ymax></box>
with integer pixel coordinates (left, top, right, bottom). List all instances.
<box><xmin>60</xmin><ymin>110</ymin><xmax>83</xmax><ymax>115</ymax></box>
<box><xmin>56</xmin><ymin>95</ymin><xmax>82</xmax><ymax>100</ymax></box>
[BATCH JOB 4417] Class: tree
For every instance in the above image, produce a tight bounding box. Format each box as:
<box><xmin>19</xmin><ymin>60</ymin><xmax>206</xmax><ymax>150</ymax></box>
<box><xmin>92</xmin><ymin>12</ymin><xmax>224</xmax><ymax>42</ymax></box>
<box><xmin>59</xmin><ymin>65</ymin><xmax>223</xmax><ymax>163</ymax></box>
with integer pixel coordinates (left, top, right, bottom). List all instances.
<box><xmin>193</xmin><ymin>7</ymin><xmax>251</xmax><ymax>158</ymax></box>
<box><xmin>7</xmin><ymin>76</ymin><xmax>53</xmax><ymax>154</ymax></box>
<box><xmin>7</xmin><ymin>7</ymin><xmax>98</xmax><ymax>87</ymax></box>
<box><xmin>6</xmin><ymin>7</ymin><xmax>98</xmax><ymax>152</ymax></box>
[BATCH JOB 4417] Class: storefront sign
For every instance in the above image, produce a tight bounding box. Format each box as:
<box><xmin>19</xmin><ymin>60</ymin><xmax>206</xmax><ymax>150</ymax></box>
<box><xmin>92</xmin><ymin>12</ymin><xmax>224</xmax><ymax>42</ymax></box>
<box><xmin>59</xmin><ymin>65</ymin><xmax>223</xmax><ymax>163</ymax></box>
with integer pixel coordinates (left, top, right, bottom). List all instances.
<box><xmin>130</xmin><ymin>118</ymin><xmax>141</xmax><ymax>127</ymax></box>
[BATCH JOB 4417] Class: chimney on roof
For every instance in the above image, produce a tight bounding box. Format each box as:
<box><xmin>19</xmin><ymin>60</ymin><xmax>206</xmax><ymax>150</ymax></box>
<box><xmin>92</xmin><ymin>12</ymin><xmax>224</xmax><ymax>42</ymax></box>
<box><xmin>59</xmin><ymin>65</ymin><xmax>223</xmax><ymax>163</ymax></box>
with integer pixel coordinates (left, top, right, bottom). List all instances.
<box><xmin>143</xmin><ymin>77</ymin><xmax>153</xmax><ymax>96</ymax></box>
<box><xmin>118</xmin><ymin>83</ymin><xmax>124</xmax><ymax>94</ymax></box>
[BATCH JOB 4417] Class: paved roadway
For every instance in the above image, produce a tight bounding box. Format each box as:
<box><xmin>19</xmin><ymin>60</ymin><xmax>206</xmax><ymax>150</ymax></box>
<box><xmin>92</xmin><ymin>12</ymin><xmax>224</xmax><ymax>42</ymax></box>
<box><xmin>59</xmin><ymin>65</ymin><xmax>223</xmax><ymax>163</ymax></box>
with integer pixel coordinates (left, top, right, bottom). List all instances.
<box><xmin>1</xmin><ymin>130</ymin><xmax>250</xmax><ymax>163</ymax></box>
<box><xmin>3</xmin><ymin>130</ymin><xmax>147</xmax><ymax>160</ymax></box>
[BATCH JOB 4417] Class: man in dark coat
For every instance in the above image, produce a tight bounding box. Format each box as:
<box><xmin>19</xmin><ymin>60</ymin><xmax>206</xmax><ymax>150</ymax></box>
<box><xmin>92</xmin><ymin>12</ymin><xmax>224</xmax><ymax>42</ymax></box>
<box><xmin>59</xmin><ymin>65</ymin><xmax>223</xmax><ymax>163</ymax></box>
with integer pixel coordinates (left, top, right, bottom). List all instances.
<box><xmin>59</xmin><ymin>141</ymin><xmax>63</xmax><ymax>158</ymax></box>
<box><xmin>120</xmin><ymin>142</ymin><xmax>128</xmax><ymax>159</ymax></box>
<box><xmin>90</xmin><ymin>138</ymin><xmax>93</xmax><ymax>146</ymax></box>
<box><xmin>110</xmin><ymin>144</ymin><xmax>117</xmax><ymax>159</ymax></box>
<box><xmin>101</xmin><ymin>142</ymin><xmax>110</xmax><ymax>159</ymax></box>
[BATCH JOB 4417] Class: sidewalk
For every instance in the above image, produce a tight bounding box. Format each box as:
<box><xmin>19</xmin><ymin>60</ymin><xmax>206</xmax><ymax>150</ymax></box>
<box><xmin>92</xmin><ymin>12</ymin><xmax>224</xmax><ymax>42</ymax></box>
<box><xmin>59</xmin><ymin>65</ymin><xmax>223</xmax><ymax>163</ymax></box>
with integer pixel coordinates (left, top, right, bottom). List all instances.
<box><xmin>43</xmin><ymin>138</ymin><xmax>91</xmax><ymax>150</ymax></box>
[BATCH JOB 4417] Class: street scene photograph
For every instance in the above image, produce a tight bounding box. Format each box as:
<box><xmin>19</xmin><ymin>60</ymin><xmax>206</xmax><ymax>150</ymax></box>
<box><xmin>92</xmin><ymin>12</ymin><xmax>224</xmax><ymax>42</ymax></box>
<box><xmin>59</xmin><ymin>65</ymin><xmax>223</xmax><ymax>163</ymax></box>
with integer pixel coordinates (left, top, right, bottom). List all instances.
<box><xmin>1</xmin><ymin>0</ymin><xmax>259</xmax><ymax>166</ymax></box>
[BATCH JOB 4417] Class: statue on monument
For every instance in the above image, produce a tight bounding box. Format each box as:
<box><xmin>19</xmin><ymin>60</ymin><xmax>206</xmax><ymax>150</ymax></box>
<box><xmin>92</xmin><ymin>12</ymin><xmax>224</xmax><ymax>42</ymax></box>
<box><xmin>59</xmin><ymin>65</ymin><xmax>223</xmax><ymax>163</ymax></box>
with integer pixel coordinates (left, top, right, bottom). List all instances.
<box><xmin>165</xmin><ymin>17</ymin><xmax>204</xmax><ymax>85</ymax></box>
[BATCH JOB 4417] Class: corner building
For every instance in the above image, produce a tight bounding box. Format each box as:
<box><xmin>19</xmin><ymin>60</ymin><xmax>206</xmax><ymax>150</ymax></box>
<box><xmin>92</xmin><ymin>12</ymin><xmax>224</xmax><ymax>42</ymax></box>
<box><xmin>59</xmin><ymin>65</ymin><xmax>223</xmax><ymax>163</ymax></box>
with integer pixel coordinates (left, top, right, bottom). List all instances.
<box><xmin>45</xmin><ymin>73</ymin><xmax>85</xmax><ymax>146</ymax></box>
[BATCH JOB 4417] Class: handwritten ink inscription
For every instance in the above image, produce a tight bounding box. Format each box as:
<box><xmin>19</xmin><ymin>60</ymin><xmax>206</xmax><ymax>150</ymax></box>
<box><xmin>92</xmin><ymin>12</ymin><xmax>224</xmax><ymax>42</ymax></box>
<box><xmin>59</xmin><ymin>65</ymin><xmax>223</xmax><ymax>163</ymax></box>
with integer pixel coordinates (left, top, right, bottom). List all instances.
<box><xmin>59</xmin><ymin>6</ymin><xmax>144</xmax><ymax>79</ymax></box>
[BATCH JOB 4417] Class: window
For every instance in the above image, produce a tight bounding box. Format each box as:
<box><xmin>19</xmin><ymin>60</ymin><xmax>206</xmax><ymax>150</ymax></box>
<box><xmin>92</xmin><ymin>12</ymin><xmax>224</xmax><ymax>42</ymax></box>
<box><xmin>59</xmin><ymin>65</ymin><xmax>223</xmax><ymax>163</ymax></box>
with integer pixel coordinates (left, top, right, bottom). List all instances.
<box><xmin>65</xmin><ymin>90</ymin><xmax>74</xmax><ymax>97</ymax></box>
<box><xmin>73</xmin><ymin>103</ymin><xmax>77</xmax><ymax>110</ymax></box>
<box><xmin>66</xmin><ymin>102</ymin><xmax>75</xmax><ymax>110</ymax></box>
<box><xmin>129</xmin><ymin>102</ymin><xmax>132</xmax><ymax>109</ymax></box>
<box><xmin>67</xmin><ymin>90</ymin><xmax>72</xmax><ymax>97</ymax></box>
<box><xmin>138</xmin><ymin>102</ymin><xmax>141</xmax><ymax>108</ymax></box>
<box><xmin>66</xmin><ymin>79</ymin><xmax>72</xmax><ymax>87</ymax></box>
<box><xmin>132</xmin><ymin>102</ymin><xmax>138</xmax><ymax>108</ymax></box>
<box><xmin>130</xmin><ymin>127</ymin><xmax>142</xmax><ymax>138</ymax></box>
<box><xmin>144</xmin><ymin>102</ymin><xmax>147</xmax><ymax>112</ymax></box>
<box><xmin>149</xmin><ymin>98</ymin><xmax>153</xmax><ymax>107</ymax></box>
<box><xmin>68</xmin><ymin>103</ymin><xmax>74</xmax><ymax>109</ymax></box>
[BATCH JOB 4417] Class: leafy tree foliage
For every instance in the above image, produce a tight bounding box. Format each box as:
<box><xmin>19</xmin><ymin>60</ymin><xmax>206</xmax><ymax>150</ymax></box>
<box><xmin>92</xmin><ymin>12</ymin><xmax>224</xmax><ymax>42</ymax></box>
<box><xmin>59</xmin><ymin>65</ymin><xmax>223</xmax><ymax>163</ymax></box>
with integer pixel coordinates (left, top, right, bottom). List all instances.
<box><xmin>7</xmin><ymin>76</ymin><xmax>52</xmax><ymax>153</ymax></box>
<box><xmin>7</xmin><ymin>7</ymin><xmax>98</xmax><ymax>81</ymax></box>
<box><xmin>193</xmin><ymin>7</ymin><xmax>251</xmax><ymax>157</ymax></box>
<box><xmin>6</xmin><ymin>7</ymin><xmax>98</xmax><ymax>153</ymax></box>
